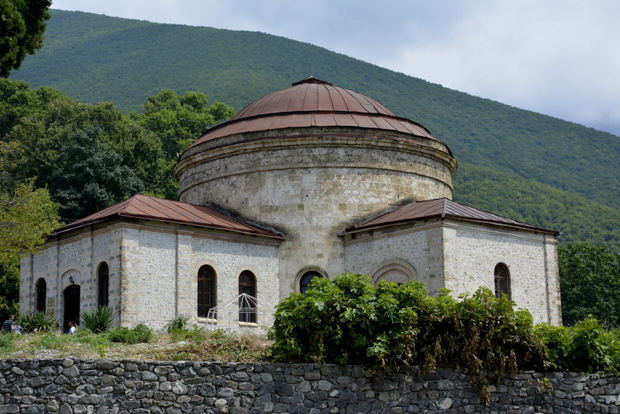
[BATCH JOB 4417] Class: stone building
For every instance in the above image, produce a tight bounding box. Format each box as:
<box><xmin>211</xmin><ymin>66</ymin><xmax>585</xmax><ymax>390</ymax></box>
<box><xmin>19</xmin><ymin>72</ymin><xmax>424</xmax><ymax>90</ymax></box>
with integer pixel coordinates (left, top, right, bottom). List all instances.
<box><xmin>20</xmin><ymin>77</ymin><xmax>562</xmax><ymax>331</ymax></box>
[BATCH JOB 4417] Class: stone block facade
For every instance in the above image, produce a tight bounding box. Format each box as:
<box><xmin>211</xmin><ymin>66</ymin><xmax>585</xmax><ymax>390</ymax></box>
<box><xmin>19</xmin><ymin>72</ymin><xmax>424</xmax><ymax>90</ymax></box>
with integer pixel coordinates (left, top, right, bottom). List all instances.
<box><xmin>343</xmin><ymin>218</ymin><xmax>561</xmax><ymax>325</ymax></box>
<box><xmin>20</xmin><ymin>219</ymin><xmax>281</xmax><ymax>332</ymax></box>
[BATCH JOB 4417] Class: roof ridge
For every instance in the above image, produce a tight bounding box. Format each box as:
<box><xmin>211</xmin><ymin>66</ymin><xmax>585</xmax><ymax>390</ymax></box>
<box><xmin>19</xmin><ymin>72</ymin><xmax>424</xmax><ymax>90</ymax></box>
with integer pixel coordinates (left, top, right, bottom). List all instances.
<box><xmin>50</xmin><ymin>194</ymin><xmax>284</xmax><ymax>239</ymax></box>
<box><xmin>341</xmin><ymin>197</ymin><xmax>558</xmax><ymax>235</ymax></box>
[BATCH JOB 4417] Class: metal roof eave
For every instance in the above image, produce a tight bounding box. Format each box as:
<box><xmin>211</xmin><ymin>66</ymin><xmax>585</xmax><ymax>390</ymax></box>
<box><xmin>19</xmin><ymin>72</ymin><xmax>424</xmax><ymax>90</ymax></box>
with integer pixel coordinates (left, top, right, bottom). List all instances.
<box><xmin>340</xmin><ymin>214</ymin><xmax>559</xmax><ymax>237</ymax></box>
<box><xmin>50</xmin><ymin>212</ymin><xmax>285</xmax><ymax>241</ymax></box>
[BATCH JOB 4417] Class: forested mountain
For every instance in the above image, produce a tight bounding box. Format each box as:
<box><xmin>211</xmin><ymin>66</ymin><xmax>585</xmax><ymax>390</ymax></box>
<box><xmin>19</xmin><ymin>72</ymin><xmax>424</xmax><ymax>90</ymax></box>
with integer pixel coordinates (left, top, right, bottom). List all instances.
<box><xmin>9</xmin><ymin>10</ymin><xmax>619</xmax><ymax>252</ymax></box>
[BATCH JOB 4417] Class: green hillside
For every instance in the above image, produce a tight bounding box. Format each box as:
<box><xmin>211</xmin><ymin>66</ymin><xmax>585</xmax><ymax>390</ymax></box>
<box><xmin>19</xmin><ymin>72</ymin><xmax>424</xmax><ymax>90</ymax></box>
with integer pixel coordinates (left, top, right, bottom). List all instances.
<box><xmin>10</xmin><ymin>10</ymin><xmax>620</xmax><ymax>251</ymax></box>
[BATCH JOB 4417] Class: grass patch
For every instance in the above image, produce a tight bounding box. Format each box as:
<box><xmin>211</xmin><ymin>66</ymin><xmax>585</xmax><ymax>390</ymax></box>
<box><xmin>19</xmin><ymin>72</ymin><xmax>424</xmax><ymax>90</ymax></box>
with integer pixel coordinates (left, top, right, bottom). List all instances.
<box><xmin>0</xmin><ymin>327</ymin><xmax>270</xmax><ymax>362</ymax></box>
<box><xmin>153</xmin><ymin>328</ymin><xmax>270</xmax><ymax>362</ymax></box>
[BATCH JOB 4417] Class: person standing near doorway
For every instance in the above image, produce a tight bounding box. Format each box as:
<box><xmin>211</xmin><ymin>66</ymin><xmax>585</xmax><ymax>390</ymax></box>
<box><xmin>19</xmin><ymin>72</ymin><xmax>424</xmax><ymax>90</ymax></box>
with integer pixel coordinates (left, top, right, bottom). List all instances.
<box><xmin>68</xmin><ymin>321</ymin><xmax>76</xmax><ymax>335</ymax></box>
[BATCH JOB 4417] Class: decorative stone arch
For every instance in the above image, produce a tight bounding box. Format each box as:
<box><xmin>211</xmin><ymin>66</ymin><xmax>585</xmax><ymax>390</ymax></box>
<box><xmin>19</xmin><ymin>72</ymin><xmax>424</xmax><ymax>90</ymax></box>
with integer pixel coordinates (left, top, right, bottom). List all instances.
<box><xmin>371</xmin><ymin>259</ymin><xmax>417</xmax><ymax>285</ymax></box>
<box><xmin>235</xmin><ymin>265</ymin><xmax>261</xmax><ymax>298</ymax></box>
<box><xmin>193</xmin><ymin>260</ymin><xmax>220</xmax><ymax>277</ymax></box>
<box><xmin>295</xmin><ymin>266</ymin><xmax>328</xmax><ymax>293</ymax></box>
<box><xmin>61</xmin><ymin>269</ymin><xmax>81</xmax><ymax>290</ymax></box>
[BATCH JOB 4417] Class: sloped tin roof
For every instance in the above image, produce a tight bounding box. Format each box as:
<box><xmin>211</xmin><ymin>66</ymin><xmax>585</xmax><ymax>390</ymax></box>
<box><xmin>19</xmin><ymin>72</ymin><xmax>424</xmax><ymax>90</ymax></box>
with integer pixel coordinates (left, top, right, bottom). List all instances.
<box><xmin>342</xmin><ymin>198</ymin><xmax>559</xmax><ymax>235</ymax></box>
<box><xmin>53</xmin><ymin>194</ymin><xmax>284</xmax><ymax>239</ymax></box>
<box><xmin>189</xmin><ymin>77</ymin><xmax>440</xmax><ymax>147</ymax></box>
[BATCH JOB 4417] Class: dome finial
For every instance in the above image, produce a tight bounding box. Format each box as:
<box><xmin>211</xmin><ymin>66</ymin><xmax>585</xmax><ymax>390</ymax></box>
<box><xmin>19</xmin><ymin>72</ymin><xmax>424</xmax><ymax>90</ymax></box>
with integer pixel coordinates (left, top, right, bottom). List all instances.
<box><xmin>292</xmin><ymin>76</ymin><xmax>333</xmax><ymax>86</ymax></box>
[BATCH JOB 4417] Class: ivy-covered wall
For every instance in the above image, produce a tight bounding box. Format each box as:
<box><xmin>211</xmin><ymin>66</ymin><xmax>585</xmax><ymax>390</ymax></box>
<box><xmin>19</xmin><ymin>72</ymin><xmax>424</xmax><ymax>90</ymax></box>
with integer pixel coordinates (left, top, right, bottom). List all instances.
<box><xmin>0</xmin><ymin>358</ymin><xmax>618</xmax><ymax>413</ymax></box>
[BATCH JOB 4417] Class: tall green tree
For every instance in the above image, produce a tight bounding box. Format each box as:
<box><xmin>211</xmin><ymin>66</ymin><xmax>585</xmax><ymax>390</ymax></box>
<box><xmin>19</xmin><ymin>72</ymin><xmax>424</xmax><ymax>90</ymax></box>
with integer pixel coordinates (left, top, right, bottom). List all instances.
<box><xmin>3</xmin><ymin>87</ymin><xmax>166</xmax><ymax>220</ymax></box>
<box><xmin>559</xmin><ymin>243</ymin><xmax>620</xmax><ymax>328</ymax></box>
<box><xmin>49</xmin><ymin>128</ymin><xmax>144</xmax><ymax>220</ymax></box>
<box><xmin>0</xmin><ymin>142</ymin><xmax>59</xmax><ymax>318</ymax></box>
<box><xmin>132</xmin><ymin>90</ymin><xmax>235</xmax><ymax>198</ymax></box>
<box><xmin>0</xmin><ymin>0</ymin><xmax>51</xmax><ymax>77</ymax></box>
<box><xmin>135</xmin><ymin>89</ymin><xmax>235</xmax><ymax>160</ymax></box>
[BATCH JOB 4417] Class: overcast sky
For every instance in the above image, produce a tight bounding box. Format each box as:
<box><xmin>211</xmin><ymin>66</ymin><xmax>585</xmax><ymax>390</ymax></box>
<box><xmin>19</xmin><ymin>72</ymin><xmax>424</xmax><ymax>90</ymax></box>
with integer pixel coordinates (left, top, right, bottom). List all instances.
<box><xmin>50</xmin><ymin>0</ymin><xmax>620</xmax><ymax>136</ymax></box>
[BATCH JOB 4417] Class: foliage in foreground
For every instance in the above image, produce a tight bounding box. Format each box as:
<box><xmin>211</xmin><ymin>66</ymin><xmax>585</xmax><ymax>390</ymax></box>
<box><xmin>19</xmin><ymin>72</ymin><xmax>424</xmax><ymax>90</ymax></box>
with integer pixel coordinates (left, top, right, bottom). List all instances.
<box><xmin>537</xmin><ymin>318</ymin><xmax>620</xmax><ymax>374</ymax></box>
<box><xmin>80</xmin><ymin>306</ymin><xmax>114</xmax><ymax>334</ymax></box>
<box><xmin>107</xmin><ymin>323</ymin><xmax>153</xmax><ymax>344</ymax></box>
<box><xmin>165</xmin><ymin>315</ymin><xmax>190</xmax><ymax>334</ymax></box>
<box><xmin>18</xmin><ymin>311</ymin><xmax>56</xmax><ymax>333</ymax></box>
<box><xmin>270</xmin><ymin>273</ymin><xmax>549</xmax><ymax>388</ymax></box>
<box><xmin>270</xmin><ymin>274</ymin><xmax>620</xmax><ymax>382</ymax></box>
<box><xmin>0</xmin><ymin>0</ymin><xmax>51</xmax><ymax>77</ymax></box>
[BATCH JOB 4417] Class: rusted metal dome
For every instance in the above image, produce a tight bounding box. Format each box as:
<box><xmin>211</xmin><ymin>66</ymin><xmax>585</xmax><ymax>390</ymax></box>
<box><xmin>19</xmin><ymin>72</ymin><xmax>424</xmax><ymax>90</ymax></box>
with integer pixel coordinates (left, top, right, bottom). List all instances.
<box><xmin>188</xmin><ymin>76</ymin><xmax>441</xmax><ymax>147</ymax></box>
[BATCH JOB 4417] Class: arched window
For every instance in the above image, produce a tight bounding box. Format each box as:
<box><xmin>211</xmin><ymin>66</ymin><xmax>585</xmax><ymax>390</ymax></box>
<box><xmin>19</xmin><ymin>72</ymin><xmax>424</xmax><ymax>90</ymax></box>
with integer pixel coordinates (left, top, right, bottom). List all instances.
<box><xmin>238</xmin><ymin>271</ymin><xmax>257</xmax><ymax>323</ymax></box>
<box><xmin>98</xmin><ymin>262</ymin><xmax>109</xmax><ymax>307</ymax></box>
<box><xmin>35</xmin><ymin>278</ymin><xmax>46</xmax><ymax>313</ymax></box>
<box><xmin>494</xmin><ymin>263</ymin><xmax>510</xmax><ymax>299</ymax></box>
<box><xmin>300</xmin><ymin>271</ymin><xmax>323</xmax><ymax>294</ymax></box>
<box><xmin>197</xmin><ymin>265</ymin><xmax>217</xmax><ymax>318</ymax></box>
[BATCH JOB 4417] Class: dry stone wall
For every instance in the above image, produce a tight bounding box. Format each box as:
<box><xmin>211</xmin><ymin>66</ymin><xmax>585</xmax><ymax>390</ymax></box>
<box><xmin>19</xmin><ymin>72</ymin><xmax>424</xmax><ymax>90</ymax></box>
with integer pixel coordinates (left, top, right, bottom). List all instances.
<box><xmin>1</xmin><ymin>359</ymin><xmax>618</xmax><ymax>414</ymax></box>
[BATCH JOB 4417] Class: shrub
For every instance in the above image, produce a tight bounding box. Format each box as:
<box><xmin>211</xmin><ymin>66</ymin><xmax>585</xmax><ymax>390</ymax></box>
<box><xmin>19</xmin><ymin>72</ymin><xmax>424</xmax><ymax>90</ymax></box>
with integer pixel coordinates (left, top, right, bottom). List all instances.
<box><xmin>537</xmin><ymin>318</ymin><xmax>620</xmax><ymax>373</ymax></box>
<box><xmin>19</xmin><ymin>312</ymin><xmax>57</xmax><ymax>333</ymax></box>
<box><xmin>165</xmin><ymin>316</ymin><xmax>190</xmax><ymax>334</ymax></box>
<box><xmin>107</xmin><ymin>323</ymin><xmax>153</xmax><ymax>344</ymax></box>
<box><xmin>269</xmin><ymin>273</ymin><xmax>549</xmax><ymax>400</ymax></box>
<box><xmin>80</xmin><ymin>306</ymin><xmax>114</xmax><ymax>333</ymax></box>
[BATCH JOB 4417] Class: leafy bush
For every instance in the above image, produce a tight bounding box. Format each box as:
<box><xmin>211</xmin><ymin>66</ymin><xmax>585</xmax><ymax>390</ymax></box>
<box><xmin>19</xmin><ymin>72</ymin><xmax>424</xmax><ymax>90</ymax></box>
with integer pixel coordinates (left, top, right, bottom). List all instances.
<box><xmin>537</xmin><ymin>318</ymin><xmax>620</xmax><ymax>373</ymax></box>
<box><xmin>165</xmin><ymin>316</ymin><xmax>190</xmax><ymax>334</ymax></box>
<box><xmin>270</xmin><ymin>273</ymin><xmax>549</xmax><ymax>395</ymax></box>
<box><xmin>107</xmin><ymin>323</ymin><xmax>153</xmax><ymax>344</ymax></box>
<box><xmin>19</xmin><ymin>312</ymin><xmax>57</xmax><ymax>333</ymax></box>
<box><xmin>80</xmin><ymin>306</ymin><xmax>114</xmax><ymax>333</ymax></box>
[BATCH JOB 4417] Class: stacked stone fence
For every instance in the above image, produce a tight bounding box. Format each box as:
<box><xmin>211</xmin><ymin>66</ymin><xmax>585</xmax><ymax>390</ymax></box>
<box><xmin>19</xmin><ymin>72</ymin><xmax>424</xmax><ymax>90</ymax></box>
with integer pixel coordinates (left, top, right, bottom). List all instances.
<box><xmin>0</xmin><ymin>358</ymin><xmax>618</xmax><ymax>413</ymax></box>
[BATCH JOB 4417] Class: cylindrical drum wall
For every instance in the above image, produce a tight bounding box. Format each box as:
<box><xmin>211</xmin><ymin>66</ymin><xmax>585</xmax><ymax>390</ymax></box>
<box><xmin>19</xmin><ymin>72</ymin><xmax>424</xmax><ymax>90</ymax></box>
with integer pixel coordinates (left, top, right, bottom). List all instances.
<box><xmin>175</xmin><ymin>127</ymin><xmax>457</xmax><ymax>299</ymax></box>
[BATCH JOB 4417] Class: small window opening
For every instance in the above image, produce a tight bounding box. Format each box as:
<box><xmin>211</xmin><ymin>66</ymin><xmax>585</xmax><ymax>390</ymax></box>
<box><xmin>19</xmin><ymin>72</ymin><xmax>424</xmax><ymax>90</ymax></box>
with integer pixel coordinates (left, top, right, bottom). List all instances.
<box><xmin>494</xmin><ymin>263</ymin><xmax>510</xmax><ymax>299</ymax></box>
<box><xmin>238</xmin><ymin>271</ymin><xmax>257</xmax><ymax>323</ymax></box>
<box><xmin>198</xmin><ymin>265</ymin><xmax>217</xmax><ymax>318</ymax></box>
<box><xmin>98</xmin><ymin>262</ymin><xmax>109</xmax><ymax>307</ymax></box>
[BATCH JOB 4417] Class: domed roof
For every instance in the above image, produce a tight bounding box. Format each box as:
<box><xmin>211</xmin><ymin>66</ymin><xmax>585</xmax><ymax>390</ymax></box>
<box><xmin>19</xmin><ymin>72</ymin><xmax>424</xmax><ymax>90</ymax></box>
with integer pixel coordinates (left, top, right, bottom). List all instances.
<box><xmin>233</xmin><ymin>76</ymin><xmax>395</xmax><ymax>119</ymax></box>
<box><xmin>189</xmin><ymin>77</ymin><xmax>441</xmax><ymax>147</ymax></box>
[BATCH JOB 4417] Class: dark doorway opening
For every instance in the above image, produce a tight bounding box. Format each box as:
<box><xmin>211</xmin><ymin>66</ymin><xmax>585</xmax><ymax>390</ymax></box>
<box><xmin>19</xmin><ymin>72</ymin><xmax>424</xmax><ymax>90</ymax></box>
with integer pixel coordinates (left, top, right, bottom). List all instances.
<box><xmin>63</xmin><ymin>284</ymin><xmax>80</xmax><ymax>333</ymax></box>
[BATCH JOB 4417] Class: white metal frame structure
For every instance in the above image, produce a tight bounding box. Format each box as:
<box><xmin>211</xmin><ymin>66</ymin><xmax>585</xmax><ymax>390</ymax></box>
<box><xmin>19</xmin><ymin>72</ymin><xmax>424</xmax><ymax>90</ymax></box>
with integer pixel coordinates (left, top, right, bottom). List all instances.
<box><xmin>206</xmin><ymin>293</ymin><xmax>263</xmax><ymax>331</ymax></box>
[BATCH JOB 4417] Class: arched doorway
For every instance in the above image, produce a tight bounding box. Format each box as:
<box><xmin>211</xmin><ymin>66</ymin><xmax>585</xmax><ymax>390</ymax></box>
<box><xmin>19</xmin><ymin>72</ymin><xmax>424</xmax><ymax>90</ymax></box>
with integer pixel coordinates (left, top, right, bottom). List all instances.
<box><xmin>63</xmin><ymin>285</ymin><xmax>80</xmax><ymax>333</ymax></box>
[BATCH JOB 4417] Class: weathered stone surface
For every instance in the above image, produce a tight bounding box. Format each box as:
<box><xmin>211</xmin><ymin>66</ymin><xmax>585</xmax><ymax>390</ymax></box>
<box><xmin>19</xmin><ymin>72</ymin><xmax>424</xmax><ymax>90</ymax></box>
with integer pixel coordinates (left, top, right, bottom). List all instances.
<box><xmin>0</xmin><ymin>359</ymin><xmax>616</xmax><ymax>413</ymax></box>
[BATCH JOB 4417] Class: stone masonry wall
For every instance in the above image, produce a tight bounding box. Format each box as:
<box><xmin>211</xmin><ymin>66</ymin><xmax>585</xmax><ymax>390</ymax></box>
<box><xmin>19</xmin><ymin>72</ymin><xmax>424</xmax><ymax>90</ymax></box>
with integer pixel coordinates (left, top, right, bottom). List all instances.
<box><xmin>1</xmin><ymin>359</ymin><xmax>618</xmax><ymax>414</ymax></box>
<box><xmin>176</xmin><ymin>129</ymin><xmax>456</xmax><ymax>301</ymax></box>
<box><xmin>20</xmin><ymin>221</ymin><xmax>281</xmax><ymax>334</ymax></box>
<box><xmin>442</xmin><ymin>221</ymin><xmax>561</xmax><ymax>325</ymax></box>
